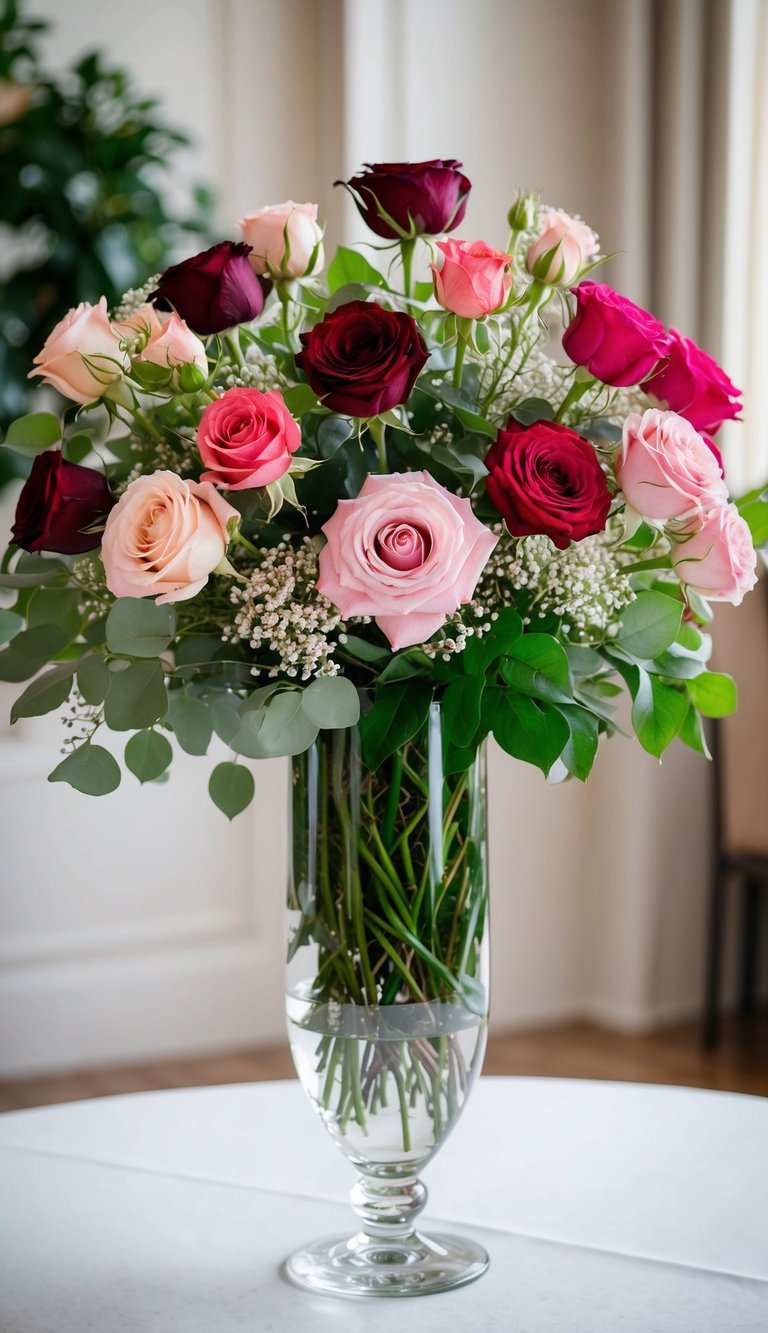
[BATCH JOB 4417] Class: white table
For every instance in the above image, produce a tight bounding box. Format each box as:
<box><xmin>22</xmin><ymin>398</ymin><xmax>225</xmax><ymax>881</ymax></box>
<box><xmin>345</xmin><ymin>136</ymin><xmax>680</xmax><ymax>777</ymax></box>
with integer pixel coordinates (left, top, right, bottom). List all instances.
<box><xmin>0</xmin><ymin>1076</ymin><xmax>766</xmax><ymax>1331</ymax></box>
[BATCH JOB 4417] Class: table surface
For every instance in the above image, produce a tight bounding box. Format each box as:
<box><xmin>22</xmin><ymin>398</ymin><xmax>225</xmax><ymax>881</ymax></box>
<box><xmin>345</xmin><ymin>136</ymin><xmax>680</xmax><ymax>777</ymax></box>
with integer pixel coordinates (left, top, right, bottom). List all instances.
<box><xmin>0</xmin><ymin>1075</ymin><xmax>766</xmax><ymax>1332</ymax></box>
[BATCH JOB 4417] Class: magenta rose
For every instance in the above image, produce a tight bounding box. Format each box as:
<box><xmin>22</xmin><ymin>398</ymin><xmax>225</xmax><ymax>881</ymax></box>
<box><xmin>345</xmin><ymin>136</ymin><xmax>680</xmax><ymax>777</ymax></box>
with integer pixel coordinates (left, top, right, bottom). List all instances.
<box><xmin>295</xmin><ymin>300</ymin><xmax>429</xmax><ymax>418</ymax></box>
<box><xmin>431</xmin><ymin>239</ymin><xmax>513</xmax><ymax>319</ymax></box>
<box><xmin>645</xmin><ymin>328</ymin><xmax>742</xmax><ymax>433</ymax></box>
<box><xmin>317</xmin><ymin>472</ymin><xmax>497</xmax><ymax>650</ymax></box>
<box><xmin>485</xmin><ymin>419</ymin><xmax>611</xmax><ymax>549</ymax></box>
<box><xmin>617</xmin><ymin>409</ymin><xmax>728</xmax><ymax>524</ymax></box>
<box><xmin>12</xmin><ymin>451</ymin><xmax>116</xmax><ymax>555</ymax></box>
<box><xmin>673</xmin><ymin>505</ymin><xmax>757</xmax><ymax>606</ymax></box>
<box><xmin>197</xmin><ymin>387</ymin><xmax>301</xmax><ymax>490</ymax></box>
<box><xmin>562</xmin><ymin>282</ymin><xmax>668</xmax><ymax>387</ymax></box>
<box><xmin>152</xmin><ymin>242</ymin><xmax>267</xmax><ymax>336</ymax></box>
<box><xmin>337</xmin><ymin>160</ymin><xmax>471</xmax><ymax>240</ymax></box>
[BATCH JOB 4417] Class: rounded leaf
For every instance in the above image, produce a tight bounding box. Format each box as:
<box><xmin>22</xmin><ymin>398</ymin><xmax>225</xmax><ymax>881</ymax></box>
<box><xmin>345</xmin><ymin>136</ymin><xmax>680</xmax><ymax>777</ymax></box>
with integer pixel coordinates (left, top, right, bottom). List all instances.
<box><xmin>302</xmin><ymin>676</ymin><xmax>360</xmax><ymax>729</ymax></box>
<box><xmin>103</xmin><ymin>660</ymin><xmax>168</xmax><ymax>731</ymax></box>
<box><xmin>125</xmin><ymin>730</ymin><xmax>173</xmax><ymax>782</ymax></box>
<box><xmin>106</xmin><ymin>598</ymin><xmax>176</xmax><ymax>658</ymax></box>
<box><xmin>48</xmin><ymin>743</ymin><xmax>121</xmax><ymax>796</ymax></box>
<box><xmin>209</xmin><ymin>762</ymin><xmax>255</xmax><ymax>819</ymax></box>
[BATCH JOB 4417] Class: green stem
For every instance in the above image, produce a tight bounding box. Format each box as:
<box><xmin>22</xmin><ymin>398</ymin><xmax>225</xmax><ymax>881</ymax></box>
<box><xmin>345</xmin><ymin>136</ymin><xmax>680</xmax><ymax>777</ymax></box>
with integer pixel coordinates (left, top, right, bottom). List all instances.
<box><xmin>232</xmin><ymin>531</ymin><xmax>261</xmax><ymax>558</ymax></box>
<box><xmin>556</xmin><ymin>374</ymin><xmax>594</xmax><ymax>422</ymax></box>
<box><xmin>452</xmin><ymin>336</ymin><xmax>467</xmax><ymax>389</ymax></box>
<box><xmin>400</xmin><ymin>238</ymin><xmax>416</xmax><ymax>300</ymax></box>
<box><xmin>368</xmin><ymin>416</ymin><xmax>388</xmax><ymax>473</ymax></box>
<box><xmin>225</xmin><ymin>331</ymin><xmax>245</xmax><ymax>368</ymax></box>
<box><xmin>131</xmin><ymin>407</ymin><xmax>163</xmax><ymax>442</ymax></box>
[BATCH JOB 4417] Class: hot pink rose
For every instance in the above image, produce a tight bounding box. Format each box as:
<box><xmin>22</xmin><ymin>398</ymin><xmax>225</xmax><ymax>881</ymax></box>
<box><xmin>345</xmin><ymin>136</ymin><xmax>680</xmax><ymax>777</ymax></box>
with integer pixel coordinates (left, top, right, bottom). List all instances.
<box><xmin>317</xmin><ymin>472</ymin><xmax>498</xmax><ymax>650</ymax></box>
<box><xmin>527</xmin><ymin>209</ymin><xmax>599</xmax><ymax>285</ymax></box>
<box><xmin>101</xmin><ymin>471</ymin><xmax>239</xmax><ymax>605</ymax></box>
<box><xmin>617</xmin><ymin>409</ymin><xmax>728</xmax><ymax>523</ymax></box>
<box><xmin>673</xmin><ymin>505</ymin><xmax>757</xmax><ymax>606</ymax></box>
<box><xmin>239</xmin><ymin>201</ymin><xmax>324</xmax><ymax>279</ymax></box>
<box><xmin>562</xmin><ymin>282</ymin><xmax>668</xmax><ymax>387</ymax></box>
<box><xmin>28</xmin><ymin>297</ymin><xmax>129</xmax><ymax>405</ymax></box>
<box><xmin>136</xmin><ymin>312</ymin><xmax>208</xmax><ymax>389</ymax></box>
<box><xmin>431</xmin><ymin>239</ymin><xmax>513</xmax><ymax>319</ymax></box>
<box><xmin>197</xmin><ymin>387</ymin><xmax>301</xmax><ymax>490</ymax></box>
<box><xmin>645</xmin><ymin>328</ymin><xmax>742</xmax><ymax>434</ymax></box>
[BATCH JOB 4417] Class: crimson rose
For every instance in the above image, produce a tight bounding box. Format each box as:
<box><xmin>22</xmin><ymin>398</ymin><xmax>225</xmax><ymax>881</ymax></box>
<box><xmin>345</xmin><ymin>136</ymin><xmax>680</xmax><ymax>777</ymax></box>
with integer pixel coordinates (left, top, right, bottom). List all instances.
<box><xmin>152</xmin><ymin>242</ymin><xmax>266</xmax><ymax>336</ymax></box>
<box><xmin>337</xmin><ymin>160</ymin><xmax>471</xmax><ymax>240</ymax></box>
<box><xmin>12</xmin><ymin>451</ymin><xmax>116</xmax><ymax>554</ymax></box>
<box><xmin>485</xmin><ymin>419</ymin><xmax>611</xmax><ymax>549</ymax></box>
<box><xmin>644</xmin><ymin>328</ymin><xmax>742</xmax><ymax>434</ymax></box>
<box><xmin>295</xmin><ymin>300</ymin><xmax>429</xmax><ymax>417</ymax></box>
<box><xmin>562</xmin><ymin>281</ymin><xmax>667</xmax><ymax>387</ymax></box>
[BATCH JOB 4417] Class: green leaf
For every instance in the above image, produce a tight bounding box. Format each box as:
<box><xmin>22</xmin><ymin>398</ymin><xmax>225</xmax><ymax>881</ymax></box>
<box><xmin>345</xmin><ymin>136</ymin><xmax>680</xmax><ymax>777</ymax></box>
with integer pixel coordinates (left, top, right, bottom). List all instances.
<box><xmin>415</xmin><ymin>380</ymin><xmax>497</xmax><ymax>439</ymax></box>
<box><xmin>0</xmin><ymin>624</ymin><xmax>70</xmax><ymax>682</ymax></box>
<box><xmin>64</xmin><ymin>434</ymin><xmax>94</xmax><ymax>464</ymax></box>
<box><xmin>209</xmin><ymin>762</ymin><xmax>255</xmax><ymax>819</ymax></box>
<box><xmin>485</xmin><ymin>688</ymin><xmax>569</xmax><ymax>774</ymax></box>
<box><xmin>631</xmin><ymin>670</ymin><xmax>688</xmax><ymax>757</ymax></box>
<box><xmin>28</xmin><ymin>587</ymin><xmax>83</xmax><ymax>639</ymax></box>
<box><xmin>463</xmin><ymin>609</ymin><xmax>523</xmax><ymax>675</ymax></box>
<box><xmin>441</xmin><ymin>675</ymin><xmax>484</xmax><ymax>749</ymax></box>
<box><xmin>509</xmin><ymin>397</ymin><xmax>556</xmax><ymax>426</ymax></box>
<box><xmin>302</xmin><ymin>676</ymin><xmax>360</xmax><ymax>729</ymax></box>
<box><xmin>228</xmin><ymin>709</ymin><xmax>268</xmax><ymax>758</ymax></box>
<box><xmin>125</xmin><ymin>729</ymin><xmax>173</xmax><ymax>782</ymax></box>
<box><xmin>165</xmin><ymin>692</ymin><xmax>212</xmax><ymax>755</ymax></box>
<box><xmin>3</xmin><ymin>412</ymin><xmax>61</xmax><ymax>456</ymax></box>
<box><xmin>327</xmin><ymin>246</ymin><xmax>386</xmax><ymax>293</ymax></box>
<box><xmin>556</xmin><ymin>704</ymin><xmax>600</xmax><ymax>781</ymax></box>
<box><xmin>77</xmin><ymin>653</ymin><xmax>112</xmax><ymax>706</ymax></box>
<box><xmin>103</xmin><ymin>660</ymin><xmax>168</xmax><ymax>731</ymax></box>
<box><xmin>0</xmin><ymin>609</ymin><xmax>23</xmax><ymax>646</ymax></box>
<box><xmin>251</xmin><ymin>690</ymin><xmax>318</xmax><ymax>757</ymax></box>
<box><xmin>48</xmin><ymin>743</ymin><xmax>121</xmax><ymax>796</ymax></box>
<box><xmin>687</xmin><ymin>672</ymin><xmax>738</xmax><ymax>718</ymax></box>
<box><xmin>0</xmin><ymin>559</ymin><xmax>68</xmax><ymax>589</ymax></box>
<box><xmin>282</xmin><ymin>383</ymin><xmax>320</xmax><ymax>416</ymax></box>
<box><xmin>359</xmin><ymin>680</ymin><xmax>433</xmax><ymax>770</ymax></box>
<box><xmin>377</xmin><ymin>649</ymin><xmax>433</xmax><ymax>684</ymax></box>
<box><xmin>210</xmin><ymin>695</ymin><xmax>241</xmax><ymax>744</ymax></box>
<box><xmin>106</xmin><ymin>598</ymin><xmax>176</xmax><ymax>657</ymax></box>
<box><xmin>617</xmin><ymin>591</ymin><xmax>683</xmax><ymax>659</ymax></box>
<box><xmin>736</xmin><ymin>493</ymin><xmax>768</xmax><ymax>546</ymax></box>
<box><xmin>501</xmin><ymin>634</ymin><xmax>574</xmax><ymax>704</ymax></box>
<box><xmin>341</xmin><ymin>635</ymin><xmax>390</xmax><ymax>663</ymax></box>
<box><xmin>679</xmin><ymin>704</ymin><xmax>713</xmax><ymax>759</ymax></box>
<box><xmin>11</xmin><ymin>664</ymin><xmax>75</xmax><ymax>722</ymax></box>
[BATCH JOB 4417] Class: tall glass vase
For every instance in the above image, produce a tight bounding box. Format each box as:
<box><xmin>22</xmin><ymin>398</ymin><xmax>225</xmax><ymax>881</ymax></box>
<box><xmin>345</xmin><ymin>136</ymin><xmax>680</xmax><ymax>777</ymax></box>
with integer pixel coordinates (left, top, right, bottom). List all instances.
<box><xmin>285</xmin><ymin>701</ymin><xmax>490</xmax><ymax>1297</ymax></box>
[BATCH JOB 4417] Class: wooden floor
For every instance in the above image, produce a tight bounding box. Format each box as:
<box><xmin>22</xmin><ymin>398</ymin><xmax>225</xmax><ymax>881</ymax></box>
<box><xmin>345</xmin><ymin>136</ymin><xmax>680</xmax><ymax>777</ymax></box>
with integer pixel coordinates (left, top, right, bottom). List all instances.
<box><xmin>1</xmin><ymin>1011</ymin><xmax>766</xmax><ymax>1112</ymax></box>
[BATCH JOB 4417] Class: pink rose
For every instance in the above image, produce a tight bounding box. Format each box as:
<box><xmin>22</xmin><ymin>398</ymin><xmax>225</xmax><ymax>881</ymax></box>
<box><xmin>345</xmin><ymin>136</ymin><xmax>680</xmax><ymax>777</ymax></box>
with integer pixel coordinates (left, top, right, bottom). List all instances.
<box><xmin>135</xmin><ymin>312</ymin><xmax>208</xmax><ymax>389</ymax></box>
<box><xmin>101</xmin><ymin>470</ymin><xmax>239</xmax><ymax>605</ymax></box>
<box><xmin>673</xmin><ymin>505</ymin><xmax>757</xmax><ymax>606</ymax></box>
<box><xmin>527</xmin><ymin>209</ymin><xmax>599</xmax><ymax>285</ymax></box>
<box><xmin>114</xmin><ymin>302</ymin><xmax>166</xmax><ymax>351</ymax></box>
<box><xmin>617</xmin><ymin>409</ymin><xmax>728</xmax><ymax>523</ymax></box>
<box><xmin>562</xmin><ymin>281</ymin><xmax>668</xmax><ymax>387</ymax></box>
<box><xmin>238</xmin><ymin>201</ymin><xmax>324</xmax><ymax>279</ymax></box>
<box><xmin>645</xmin><ymin>328</ymin><xmax>742</xmax><ymax>434</ymax></box>
<box><xmin>317</xmin><ymin>472</ymin><xmax>498</xmax><ymax>650</ymax></box>
<box><xmin>28</xmin><ymin>296</ymin><xmax>129</xmax><ymax>405</ymax></box>
<box><xmin>431</xmin><ymin>239</ymin><xmax>513</xmax><ymax>319</ymax></box>
<box><xmin>197</xmin><ymin>387</ymin><xmax>301</xmax><ymax>490</ymax></box>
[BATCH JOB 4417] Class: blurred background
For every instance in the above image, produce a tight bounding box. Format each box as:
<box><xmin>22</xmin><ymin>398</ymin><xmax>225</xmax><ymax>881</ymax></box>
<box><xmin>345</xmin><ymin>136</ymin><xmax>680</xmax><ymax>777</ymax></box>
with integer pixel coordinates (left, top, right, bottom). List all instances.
<box><xmin>1</xmin><ymin>0</ymin><xmax>766</xmax><ymax>1108</ymax></box>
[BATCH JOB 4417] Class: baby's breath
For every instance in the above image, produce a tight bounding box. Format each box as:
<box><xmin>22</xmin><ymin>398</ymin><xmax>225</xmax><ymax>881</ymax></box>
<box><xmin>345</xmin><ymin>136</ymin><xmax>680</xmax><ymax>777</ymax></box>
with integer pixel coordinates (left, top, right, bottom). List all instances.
<box><xmin>112</xmin><ymin>276</ymin><xmax>161</xmax><ymax>322</ymax></box>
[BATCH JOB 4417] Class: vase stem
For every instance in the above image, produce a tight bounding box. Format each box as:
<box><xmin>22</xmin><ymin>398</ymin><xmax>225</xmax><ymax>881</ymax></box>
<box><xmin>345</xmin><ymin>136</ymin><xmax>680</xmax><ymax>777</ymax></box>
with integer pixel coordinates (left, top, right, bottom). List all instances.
<box><xmin>350</xmin><ymin>1174</ymin><xmax>427</xmax><ymax>1240</ymax></box>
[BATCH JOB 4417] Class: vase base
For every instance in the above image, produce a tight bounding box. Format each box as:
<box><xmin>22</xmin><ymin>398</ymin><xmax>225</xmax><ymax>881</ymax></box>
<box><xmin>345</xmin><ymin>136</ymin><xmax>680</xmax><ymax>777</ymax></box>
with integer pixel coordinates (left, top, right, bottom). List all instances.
<box><xmin>285</xmin><ymin>1228</ymin><xmax>489</xmax><ymax>1298</ymax></box>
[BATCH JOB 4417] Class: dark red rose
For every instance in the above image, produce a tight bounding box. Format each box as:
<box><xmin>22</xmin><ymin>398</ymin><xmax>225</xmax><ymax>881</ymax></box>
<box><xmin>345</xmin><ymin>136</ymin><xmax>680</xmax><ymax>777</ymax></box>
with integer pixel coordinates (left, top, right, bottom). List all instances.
<box><xmin>337</xmin><ymin>160</ymin><xmax>471</xmax><ymax>240</ymax></box>
<box><xmin>152</xmin><ymin>242</ymin><xmax>267</xmax><ymax>336</ymax></box>
<box><xmin>562</xmin><ymin>281</ymin><xmax>667</xmax><ymax>387</ymax></box>
<box><xmin>12</xmin><ymin>452</ymin><xmax>116</xmax><ymax>555</ymax></box>
<box><xmin>644</xmin><ymin>328</ymin><xmax>742</xmax><ymax>434</ymax></box>
<box><xmin>485</xmin><ymin>419</ymin><xmax>611</xmax><ymax>549</ymax></box>
<box><xmin>295</xmin><ymin>300</ymin><xmax>429</xmax><ymax>417</ymax></box>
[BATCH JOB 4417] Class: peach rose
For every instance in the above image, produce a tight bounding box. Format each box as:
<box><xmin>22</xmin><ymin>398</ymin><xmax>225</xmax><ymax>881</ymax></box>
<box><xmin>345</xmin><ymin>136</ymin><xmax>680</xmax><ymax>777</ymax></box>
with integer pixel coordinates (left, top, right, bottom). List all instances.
<box><xmin>101</xmin><ymin>471</ymin><xmax>239</xmax><ymax>605</ymax></box>
<box><xmin>431</xmin><ymin>239</ymin><xmax>513</xmax><ymax>319</ymax></box>
<box><xmin>135</xmin><ymin>312</ymin><xmax>208</xmax><ymax>389</ymax></box>
<box><xmin>238</xmin><ymin>201</ymin><xmax>324</xmax><ymax>279</ymax></box>
<box><xmin>317</xmin><ymin>471</ymin><xmax>498</xmax><ymax>650</ymax></box>
<box><xmin>114</xmin><ymin>302</ymin><xmax>166</xmax><ymax>351</ymax></box>
<box><xmin>617</xmin><ymin>409</ymin><xmax>728</xmax><ymax>524</ymax></box>
<box><xmin>672</xmin><ymin>505</ymin><xmax>757</xmax><ymax>606</ymax></box>
<box><xmin>527</xmin><ymin>208</ymin><xmax>599</xmax><ymax>285</ymax></box>
<box><xmin>28</xmin><ymin>297</ymin><xmax>130</xmax><ymax>405</ymax></box>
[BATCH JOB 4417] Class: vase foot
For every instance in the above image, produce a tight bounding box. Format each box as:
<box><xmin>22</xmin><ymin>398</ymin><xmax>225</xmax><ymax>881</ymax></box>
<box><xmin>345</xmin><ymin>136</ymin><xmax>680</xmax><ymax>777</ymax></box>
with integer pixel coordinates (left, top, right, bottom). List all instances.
<box><xmin>285</xmin><ymin>1228</ymin><xmax>489</xmax><ymax>1298</ymax></box>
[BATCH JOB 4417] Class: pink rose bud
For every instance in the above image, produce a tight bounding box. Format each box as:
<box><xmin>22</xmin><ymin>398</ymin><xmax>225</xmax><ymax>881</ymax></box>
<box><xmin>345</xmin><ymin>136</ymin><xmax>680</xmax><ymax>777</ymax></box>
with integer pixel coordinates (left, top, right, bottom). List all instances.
<box><xmin>526</xmin><ymin>209</ymin><xmax>599</xmax><ymax>285</ymax></box>
<box><xmin>101</xmin><ymin>471</ymin><xmax>239</xmax><ymax>605</ymax></box>
<box><xmin>645</xmin><ymin>328</ymin><xmax>742</xmax><ymax>434</ymax></box>
<box><xmin>562</xmin><ymin>282</ymin><xmax>668</xmax><ymax>387</ymax></box>
<box><xmin>431</xmin><ymin>239</ymin><xmax>513</xmax><ymax>319</ymax></box>
<box><xmin>673</xmin><ymin>505</ymin><xmax>757</xmax><ymax>606</ymax></box>
<box><xmin>239</xmin><ymin>202</ymin><xmax>324</xmax><ymax>279</ymax></box>
<box><xmin>617</xmin><ymin>409</ymin><xmax>728</xmax><ymax>524</ymax></box>
<box><xmin>197</xmin><ymin>387</ymin><xmax>301</xmax><ymax>490</ymax></box>
<box><xmin>135</xmin><ymin>312</ymin><xmax>208</xmax><ymax>390</ymax></box>
<box><xmin>28</xmin><ymin>297</ymin><xmax>129</xmax><ymax>405</ymax></box>
<box><xmin>317</xmin><ymin>471</ymin><xmax>498</xmax><ymax>651</ymax></box>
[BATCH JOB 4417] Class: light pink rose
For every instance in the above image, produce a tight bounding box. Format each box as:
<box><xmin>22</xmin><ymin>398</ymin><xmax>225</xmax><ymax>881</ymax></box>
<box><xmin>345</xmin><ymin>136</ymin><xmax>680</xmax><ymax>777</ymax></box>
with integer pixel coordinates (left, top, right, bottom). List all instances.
<box><xmin>135</xmin><ymin>312</ymin><xmax>208</xmax><ymax>389</ymax></box>
<box><xmin>527</xmin><ymin>208</ymin><xmax>599</xmax><ymax>285</ymax></box>
<box><xmin>238</xmin><ymin>201</ymin><xmax>324</xmax><ymax>279</ymax></box>
<box><xmin>114</xmin><ymin>303</ymin><xmax>166</xmax><ymax>351</ymax></box>
<box><xmin>101</xmin><ymin>470</ymin><xmax>239</xmax><ymax>605</ymax></box>
<box><xmin>617</xmin><ymin>409</ymin><xmax>728</xmax><ymax>524</ymax></box>
<box><xmin>431</xmin><ymin>239</ymin><xmax>513</xmax><ymax>319</ymax></box>
<box><xmin>317</xmin><ymin>472</ymin><xmax>498</xmax><ymax>650</ymax></box>
<box><xmin>672</xmin><ymin>505</ymin><xmax>757</xmax><ymax>606</ymax></box>
<box><xmin>28</xmin><ymin>296</ymin><xmax>130</xmax><ymax>405</ymax></box>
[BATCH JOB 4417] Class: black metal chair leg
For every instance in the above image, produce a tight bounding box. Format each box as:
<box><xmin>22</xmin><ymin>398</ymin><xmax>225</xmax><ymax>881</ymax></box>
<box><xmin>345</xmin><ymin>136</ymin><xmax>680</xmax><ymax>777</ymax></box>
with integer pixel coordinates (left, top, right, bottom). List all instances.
<box><xmin>703</xmin><ymin>862</ymin><xmax>727</xmax><ymax>1049</ymax></box>
<box><xmin>740</xmin><ymin>876</ymin><xmax>761</xmax><ymax>1015</ymax></box>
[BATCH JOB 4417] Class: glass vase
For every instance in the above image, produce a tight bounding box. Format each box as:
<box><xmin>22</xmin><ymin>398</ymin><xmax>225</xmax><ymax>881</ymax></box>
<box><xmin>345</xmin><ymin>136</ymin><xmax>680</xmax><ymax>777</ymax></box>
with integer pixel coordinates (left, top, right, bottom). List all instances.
<box><xmin>284</xmin><ymin>701</ymin><xmax>490</xmax><ymax>1297</ymax></box>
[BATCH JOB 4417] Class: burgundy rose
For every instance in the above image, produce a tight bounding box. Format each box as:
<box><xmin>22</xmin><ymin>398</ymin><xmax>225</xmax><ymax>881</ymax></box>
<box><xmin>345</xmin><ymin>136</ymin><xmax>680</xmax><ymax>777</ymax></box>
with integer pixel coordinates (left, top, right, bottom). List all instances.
<box><xmin>562</xmin><ymin>281</ymin><xmax>668</xmax><ymax>387</ymax></box>
<box><xmin>12</xmin><ymin>452</ymin><xmax>116</xmax><ymax>555</ymax></box>
<box><xmin>644</xmin><ymin>328</ymin><xmax>742</xmax><ymax>434</ymax></box>
<box><xmin>337</xmin><ymin>160</ymin><xmax>471</xmax><ymax>240</ymax></box>
<box><xmin>485</xmin><ymin>419</ymin><xmax>611</xmax><ymax>549</ymax></box>
<box><xmin>152</xmin><ymin>242</ymin><xmax>267</xmax><ymax>336</ymax></box>
<box><xmin>295</xmin><ymin>300</ymin><xmax>429</xmax><ymax>418</ymax></box>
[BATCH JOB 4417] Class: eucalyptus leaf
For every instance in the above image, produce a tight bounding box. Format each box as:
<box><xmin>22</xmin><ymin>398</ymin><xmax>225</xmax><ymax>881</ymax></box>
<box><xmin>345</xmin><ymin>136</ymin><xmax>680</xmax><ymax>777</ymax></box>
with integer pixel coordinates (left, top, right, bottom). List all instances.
<box><xmin>28</xmin><ymin>587</ymin><xmax>83</xmax><ymax>639</ymax></box>
<box><xmin>209</xmin><ymin>761</ymin><xmax>255</xmax><ymax>819</ymax></box>
<box><xmin>48</xmin><ymin>743</ymin><xmax>121</xmax><ymax>796</ymax></box>
<box><xmin>252</xmin><ymin>690</ymin><xmax>318</xmax><ymax>757</ymax></box>
<box><xmin>165</xmin><ymin>693</ymin><xmax>213</xmax><ymax>755</ymax></box>
<box><xmin>77</xmin><ymin>653</ymin><xmax>112</xmax><ymax>706</ymax></box>
<box><xmin>302</xmin><ymin>676</ymin><xmax>360</xmax><ymax>729</ymax></box>
<box><xmin>103</xmin><ymin>660</ymin><xmax>167</xmax><ymax>731</ymax></box>
<box><xmin>106</xmin><ymin>598</ymin><xmax>176</xmax><ymax>657</ymax></box>
<box><xmin>0</xmin><ymin>609</ymin><xmax>23</xmax><ymax>646</ymax></box>
<box><xmin>125</xmin><ymin>729</ymin><xmax>173</xmax><ymax>783</ymax></box>
<box><xmin>0</xmin><ymin>624</ymin><xmax>70</xmax><ymax>682</ymax></box>
<box><xmin>11</xmin><ymin>664</ymin><xmax>75</xmax><ymax>722</ymax></box>
<box><xmin>3</xmin><ymin>412</ymin><xmax>61</xmax><ymax>455</ymax></box>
